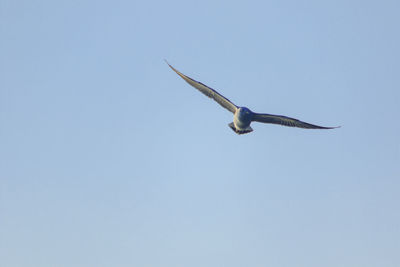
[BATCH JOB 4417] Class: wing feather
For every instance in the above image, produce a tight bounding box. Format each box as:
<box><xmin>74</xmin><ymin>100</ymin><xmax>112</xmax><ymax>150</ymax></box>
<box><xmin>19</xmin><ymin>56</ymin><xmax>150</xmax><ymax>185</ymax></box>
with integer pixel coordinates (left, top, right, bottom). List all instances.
<box><xmin>166</xmin><ymin>61</ymin><xmax>238</xmax><ymax>114</ymax></box>
<box><xmin>252</xmin><ymin>113</ymin><xmax>339</xmax><ymax>129</ymax></box>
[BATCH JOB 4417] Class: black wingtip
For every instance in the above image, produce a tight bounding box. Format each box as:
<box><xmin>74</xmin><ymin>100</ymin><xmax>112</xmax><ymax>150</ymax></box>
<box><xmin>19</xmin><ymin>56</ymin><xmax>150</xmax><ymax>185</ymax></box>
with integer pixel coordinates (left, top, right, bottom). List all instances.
<box><xmin>164</xmin><ymin>59</ymin><xmax>172</xmax><ymax>67</ymax></box>
<box><xmin>164</xmin><ymin>59</ymin><xmax>177</xmax><ymax>72</ymax></box>
<box><xmin>324</xmin><ymin>126</ymin><xmax>341</xmax><ymax>129</ymax></box>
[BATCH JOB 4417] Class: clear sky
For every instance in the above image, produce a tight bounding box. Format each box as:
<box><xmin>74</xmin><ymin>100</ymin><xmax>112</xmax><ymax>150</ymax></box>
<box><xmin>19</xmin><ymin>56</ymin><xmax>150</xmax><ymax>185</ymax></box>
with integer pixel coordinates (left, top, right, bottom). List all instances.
<box><xmin>1</xmin><ymin>0</ymin><xmax>399</xmax><ymax>266</ymax></box>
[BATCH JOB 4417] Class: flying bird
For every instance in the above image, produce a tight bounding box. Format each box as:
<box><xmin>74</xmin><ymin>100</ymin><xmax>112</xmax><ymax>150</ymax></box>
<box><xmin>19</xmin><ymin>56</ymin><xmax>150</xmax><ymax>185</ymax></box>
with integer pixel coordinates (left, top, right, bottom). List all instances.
<box><xmin>166</xmin><ymin>61</ymin><xmax>339</xmax><ymax>135</ymax></box>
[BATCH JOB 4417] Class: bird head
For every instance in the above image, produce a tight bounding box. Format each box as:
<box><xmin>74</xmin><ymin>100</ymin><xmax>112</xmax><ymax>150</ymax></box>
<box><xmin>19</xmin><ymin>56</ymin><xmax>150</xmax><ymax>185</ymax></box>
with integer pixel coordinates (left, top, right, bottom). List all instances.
<box><xmin>239</xmin><ymin>107</ymin><xmax>251</xmax><ymax>114</ymax></box>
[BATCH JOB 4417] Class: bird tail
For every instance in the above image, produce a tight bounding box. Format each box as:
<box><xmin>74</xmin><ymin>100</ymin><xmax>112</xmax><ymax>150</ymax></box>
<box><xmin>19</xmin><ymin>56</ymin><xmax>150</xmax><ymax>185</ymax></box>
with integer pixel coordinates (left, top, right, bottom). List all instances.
<box><xmin>228</xmin><ymin>122</ymin><xmax>253</xmax><ymax>135</ymax></box>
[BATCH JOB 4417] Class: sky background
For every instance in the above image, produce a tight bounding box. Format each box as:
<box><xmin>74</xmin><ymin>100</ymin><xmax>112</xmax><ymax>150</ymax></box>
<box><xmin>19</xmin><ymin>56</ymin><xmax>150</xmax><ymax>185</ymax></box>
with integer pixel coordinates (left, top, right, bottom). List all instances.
<box><xmin>1</xmin><ymin>0</ymin><xmax>399</xmax><ymax>266</ymax></box>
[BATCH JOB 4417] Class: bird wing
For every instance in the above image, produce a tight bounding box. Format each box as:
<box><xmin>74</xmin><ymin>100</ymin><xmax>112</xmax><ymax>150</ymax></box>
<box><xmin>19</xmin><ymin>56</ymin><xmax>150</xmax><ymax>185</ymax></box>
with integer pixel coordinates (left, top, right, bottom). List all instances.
<box><xmin>166</xmin><ymin>61</ymin><xmax>238</xmax><ymax>114</ymax></box>
<box><xmin>252</xmin><ymin>113</ymin><xmax>339</xmax><ymax>129</ymax></box>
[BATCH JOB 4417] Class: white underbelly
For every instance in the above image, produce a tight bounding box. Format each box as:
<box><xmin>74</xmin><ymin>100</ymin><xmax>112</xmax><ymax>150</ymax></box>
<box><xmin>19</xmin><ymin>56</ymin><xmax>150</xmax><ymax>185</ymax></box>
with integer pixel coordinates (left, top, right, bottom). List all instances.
<box><xmin>234</xmin><ymin>117</ymin><xmax>250</xmax><ymax>130</ymax></box>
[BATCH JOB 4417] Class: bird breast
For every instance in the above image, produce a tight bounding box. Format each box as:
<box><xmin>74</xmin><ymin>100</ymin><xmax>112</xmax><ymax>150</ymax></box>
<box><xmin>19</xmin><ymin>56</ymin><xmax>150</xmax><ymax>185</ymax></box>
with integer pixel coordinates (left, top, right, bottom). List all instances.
<box><xmin>234</xmin><ymin>111</ymin><xmax>251</xmax><ymax>129</ymax></box>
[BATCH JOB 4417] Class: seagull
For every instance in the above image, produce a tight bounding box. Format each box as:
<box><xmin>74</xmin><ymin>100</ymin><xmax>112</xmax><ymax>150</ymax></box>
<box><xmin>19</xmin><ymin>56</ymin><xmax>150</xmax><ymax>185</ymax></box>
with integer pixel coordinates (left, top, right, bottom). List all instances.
<box><xmin>166</xmin><ymin>61</ymin><xmax>339</xmax><ymax>135</ymax></box>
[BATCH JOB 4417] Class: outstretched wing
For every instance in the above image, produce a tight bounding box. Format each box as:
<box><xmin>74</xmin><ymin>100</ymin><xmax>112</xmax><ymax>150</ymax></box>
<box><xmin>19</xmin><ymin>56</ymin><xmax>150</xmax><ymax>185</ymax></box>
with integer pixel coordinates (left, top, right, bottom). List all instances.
<box><xmin>252</xmin><ymin>113</ymin><xmax>339</xmax><ymax>129</ymax></box>
<box><xmin>166</xmin><ymin>61</ymin><xmax>238</xmax><ymax>114</ymax></box>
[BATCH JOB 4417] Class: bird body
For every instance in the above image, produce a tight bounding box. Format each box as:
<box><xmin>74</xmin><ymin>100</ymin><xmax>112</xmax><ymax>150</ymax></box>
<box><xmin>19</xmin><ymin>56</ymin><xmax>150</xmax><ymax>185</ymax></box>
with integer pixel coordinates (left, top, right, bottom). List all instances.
<box><xmin>166</xmin><ymin>61</ymin><xmax>339</xmax><ymax>135</ymax></box>
<box><xmin>232</xmin><ymin>107</ymin><xmax>254</xmax><ymax>134</ymax></box>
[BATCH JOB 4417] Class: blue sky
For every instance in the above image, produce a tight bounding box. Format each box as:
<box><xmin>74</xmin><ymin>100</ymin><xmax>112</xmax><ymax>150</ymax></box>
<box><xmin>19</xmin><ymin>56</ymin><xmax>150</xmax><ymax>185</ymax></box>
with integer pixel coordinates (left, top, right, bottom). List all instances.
<box><xmin>1</xmin><ymin>0</ymin><xmax>399</xmax><ymax>266</ymax></box>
